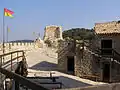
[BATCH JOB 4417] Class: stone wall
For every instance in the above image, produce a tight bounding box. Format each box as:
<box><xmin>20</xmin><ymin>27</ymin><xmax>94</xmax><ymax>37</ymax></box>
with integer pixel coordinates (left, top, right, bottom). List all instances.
<box><xmin>94</xmin><ymin>21</ymin><xmax>120</xmax><ymax>82</ymax></box>
<box><xmin>44</xmin><ymin>25</ymin><xmax>62</xmax><ymax>41</ymax></box>
<box><xmin>57</xmin><ymin>40</ymin><xmax>75</xmax><ymax>73</ymax></box>
<box><xmin>0</xmin><ymin>42</ymin><xmax>35</xmax><ymax>52</ymax></box>
<box><xmin>43</xmin><ymin>25</ymin><xmax>63</xmax><ymax>48</ymax></box>
<box><xmin>75</xmin><ymin>42</ymin><xmax>101</xmax><ymax>78</ymax></box>
<box><xmin>59</xmin><ymin>83</ymin><xmax>120</xmax><ymax>90</ymax></box>
<box><xmin>96</xmin><ymin>34</ymin><xmax>120</xmax><ymax>55</ymax></box>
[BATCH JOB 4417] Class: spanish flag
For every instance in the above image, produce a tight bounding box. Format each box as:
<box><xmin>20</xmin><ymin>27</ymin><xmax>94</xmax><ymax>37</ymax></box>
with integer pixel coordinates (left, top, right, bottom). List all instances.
<box><xmin>4</xmin><ymin>8</ymin><xmax>14</xmax><ymax>18</ymax></box>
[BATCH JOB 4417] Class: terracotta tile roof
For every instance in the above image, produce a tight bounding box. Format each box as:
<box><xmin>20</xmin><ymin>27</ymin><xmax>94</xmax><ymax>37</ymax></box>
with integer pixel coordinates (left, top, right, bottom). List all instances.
<box><xmin>94</xmin><ymin>21</ymin><xmax>120</xmax><ymax>34</ymax></box>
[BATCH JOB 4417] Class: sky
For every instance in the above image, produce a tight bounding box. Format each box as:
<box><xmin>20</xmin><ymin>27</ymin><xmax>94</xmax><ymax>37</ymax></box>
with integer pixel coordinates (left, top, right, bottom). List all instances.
<box><xmin>0</xmin><ymin>0</ymin><xmax>120</xmax><ymax>41</ymax></box>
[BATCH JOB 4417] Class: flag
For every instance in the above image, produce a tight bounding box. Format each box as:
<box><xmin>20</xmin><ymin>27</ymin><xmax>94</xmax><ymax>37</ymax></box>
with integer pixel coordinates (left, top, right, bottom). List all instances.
<box><xmin>7</xmin><ymin>27</ymin><xmax>10</xmax><ymax>32</ymax></box>
<box><xmin>4</xmin><ymin>8</ymin><xmax>14</xmax><ymax>18</ymax></box>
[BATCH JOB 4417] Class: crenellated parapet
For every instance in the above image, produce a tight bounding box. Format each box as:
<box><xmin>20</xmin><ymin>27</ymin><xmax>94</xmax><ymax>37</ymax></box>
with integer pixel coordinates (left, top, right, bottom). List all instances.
<box><xmin>0</xmin><ymin>42</ymin><xmax>35</xmax><ymax>51</ymax></box>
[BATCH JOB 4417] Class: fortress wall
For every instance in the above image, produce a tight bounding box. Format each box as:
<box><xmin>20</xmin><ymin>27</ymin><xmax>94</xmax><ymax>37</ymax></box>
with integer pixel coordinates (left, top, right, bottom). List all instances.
<box><xmin>0</xmin><ymin>42</ymin><xmax>35</xmax><ymax>51</ymax></box>
<box><xmin>60</xmin><ymin>83</ymin><xmax>120</xmax><ymax>90</ymax></box>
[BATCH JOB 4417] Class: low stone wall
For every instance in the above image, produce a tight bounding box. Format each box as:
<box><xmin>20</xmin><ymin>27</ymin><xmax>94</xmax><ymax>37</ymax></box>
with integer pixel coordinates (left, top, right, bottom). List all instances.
<box><xmin>0</xmin><ymin>42</ymin><xmax>35</xmax><ymax>50</ymax></box>
<box><xmin>5</xmin><ymin>42</ymin><xmax>34</xmax><ymax>47</ymax></box>
<box><xmin>59</xmin><ymin>83</ymin><xmax>120</xmax><ymax>90</ymax></box>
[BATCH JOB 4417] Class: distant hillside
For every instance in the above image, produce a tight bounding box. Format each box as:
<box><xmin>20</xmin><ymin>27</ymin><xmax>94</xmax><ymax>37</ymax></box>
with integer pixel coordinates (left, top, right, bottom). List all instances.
<box><xmin>63</xmin><ymin>28</ymin><xmax>95</xmax><ymax>40</ymax></box>
<box><xmin>9</xmin><ymin>40</ymin><xmax>34</xmax><ymax>43</ymax></box>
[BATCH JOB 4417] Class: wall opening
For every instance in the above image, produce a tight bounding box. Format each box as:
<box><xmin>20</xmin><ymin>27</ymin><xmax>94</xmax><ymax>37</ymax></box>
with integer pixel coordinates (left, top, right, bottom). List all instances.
<box><xmin>101</xmin><ymin>39</ymin><xmax>112</xmax><ymax>55</ymax></box>
<box><xmin>103</xmin><ymin>63</ymin><xmax>110</xmax><ymax>82</ymax></box>
<box><xmin>67</xmin><ymin>56</ymin><xmax>74</xmax><ymax>74</ymax></box>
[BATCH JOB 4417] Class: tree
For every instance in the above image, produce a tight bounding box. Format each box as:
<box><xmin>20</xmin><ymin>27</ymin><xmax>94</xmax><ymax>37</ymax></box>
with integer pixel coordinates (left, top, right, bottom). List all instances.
<box><xmin>62</xmin><ymin>28</ymin><xmax>95</xmax><ymax>40</ymax></box>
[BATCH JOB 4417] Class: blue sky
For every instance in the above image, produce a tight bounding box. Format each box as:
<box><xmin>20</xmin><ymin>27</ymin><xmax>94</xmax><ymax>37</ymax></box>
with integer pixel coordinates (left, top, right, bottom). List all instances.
<box><xmin>0</xmin><ymin>0</ymin><xmax>120</xmax><ymax>41</ymax></box>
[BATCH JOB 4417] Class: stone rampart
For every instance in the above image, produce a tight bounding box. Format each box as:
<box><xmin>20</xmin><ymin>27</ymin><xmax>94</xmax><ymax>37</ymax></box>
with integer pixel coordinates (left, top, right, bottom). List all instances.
<box><xmin>0</xmin><ymin>42</ymin><xmax>35</xmax><ymax>51</ymax></box>
<box><xmin>59</xmin><ymin>83</ymin><xmax>120</xmax><ymax>90</ymax></box>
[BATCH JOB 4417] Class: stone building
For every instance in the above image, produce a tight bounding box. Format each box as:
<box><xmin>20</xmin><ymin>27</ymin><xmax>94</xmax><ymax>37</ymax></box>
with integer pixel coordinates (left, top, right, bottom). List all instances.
<box><xmin>58</xmin><ymin>40</ymin><xmax>98</xmax><ymax>78</ymax></box>
<box><xmin>43</xmin><ymin>25</ymin><xmax>63</xmax><ymax>48</ymax></box>
<box><xmin>58</xmin><ymin>21</ymin><xmax>120</xmax><ymax>83</ymax></box>
<box><xmin>94</xmin><ymin>21</ymin><xmax>120</xmax><ymax>82</ymax></box>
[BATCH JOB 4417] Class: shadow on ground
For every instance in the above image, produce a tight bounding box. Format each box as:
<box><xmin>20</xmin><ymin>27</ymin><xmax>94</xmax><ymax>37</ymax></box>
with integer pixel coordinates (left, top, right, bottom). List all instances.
<box><xmin>58</xmin><ymin>76</ymin><xmax>92</xmax><ymax>89</ymax></box>
<box><xmin>28</xmin><ymin>75</ymin><xmax>92</xmax><ymax>89</ymax></box>
<box><xmin>29</xmin><ymin>61</ymin><xmax>57</xmax><ymax>71</ymax></box>
<box><xmin>29</xmin><ymin>61</ymin><xmax>93</xmax><ymax>89</ymax></box>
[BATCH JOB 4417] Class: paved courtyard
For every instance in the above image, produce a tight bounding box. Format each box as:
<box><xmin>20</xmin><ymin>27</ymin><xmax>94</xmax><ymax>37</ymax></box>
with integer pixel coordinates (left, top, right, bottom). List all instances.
<box><xmin>25</xmin><ymin>47</ymin><xmax>105</xmax><ymax>89</ymax></box>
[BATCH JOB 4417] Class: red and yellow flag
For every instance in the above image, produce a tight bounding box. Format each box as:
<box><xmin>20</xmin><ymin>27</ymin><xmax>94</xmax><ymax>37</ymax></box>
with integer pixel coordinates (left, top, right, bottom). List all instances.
<box><xmin>4</xmin><ymin>8</ymin><xmax>14</xmax><ymax>18</ymax></box>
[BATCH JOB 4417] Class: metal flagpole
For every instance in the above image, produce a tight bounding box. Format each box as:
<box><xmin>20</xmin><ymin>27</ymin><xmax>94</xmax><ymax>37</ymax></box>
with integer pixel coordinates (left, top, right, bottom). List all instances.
<box><xmin>3</xmin><ymin>9</ymin><xmax>5</xmax><ymax>61</ymax></box>
<box><xmin>0</xmin><ymin>8</ymin><xmax>5</xmax><ymax>90</ymax></box>
<box><xmin>6</xmin><ymin>26</ymin><xmax>8</xmax><ymax>43</ymax></box>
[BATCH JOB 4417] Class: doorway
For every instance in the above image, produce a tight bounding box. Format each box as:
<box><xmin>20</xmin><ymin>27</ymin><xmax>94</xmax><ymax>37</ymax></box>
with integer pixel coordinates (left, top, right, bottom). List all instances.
<box><xmin>103</xmin><ymin>63</ymin><xmax>110</xmax><ymax>82</ymax></box>
<box><xmin>67</xmin><ymin>56</ymin><xmax>74</xmax><ymax>74</ymax></box>
<box><xmin>101</xmin><ymin>39</ymin><xmax>112</xmax><ymax>55</ymax></box>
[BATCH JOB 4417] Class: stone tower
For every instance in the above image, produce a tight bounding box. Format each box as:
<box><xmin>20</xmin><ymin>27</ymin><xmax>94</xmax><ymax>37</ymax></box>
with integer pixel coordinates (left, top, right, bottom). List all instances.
<box><xmin>43</xmin><ymin>25</ymin><xmax>62</xmax><ymax>41</ymax></box>
<box><xmin>43</xmin><ymin>25</ymin><xmax>63</xmax><ymax>47</ymax></box>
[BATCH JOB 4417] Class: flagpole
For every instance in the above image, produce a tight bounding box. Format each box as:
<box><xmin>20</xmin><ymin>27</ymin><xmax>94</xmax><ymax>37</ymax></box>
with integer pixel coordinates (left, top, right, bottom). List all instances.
<box><xmin>7</xmin><ymin>26</ymin><xmax>8</xmax><ymax>43</ymax></box>
<box><xmin>3</xmin><ymin>9</ymin><xmax>5</xmax><ymax>60</ymax></box>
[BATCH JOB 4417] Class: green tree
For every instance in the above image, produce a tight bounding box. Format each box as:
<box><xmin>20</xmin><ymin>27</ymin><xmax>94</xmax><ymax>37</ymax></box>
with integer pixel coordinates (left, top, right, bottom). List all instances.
<box><xmin>62</xmin><ymin>28</ymin><xmax>95</xmax><ymax>40</ymax></box>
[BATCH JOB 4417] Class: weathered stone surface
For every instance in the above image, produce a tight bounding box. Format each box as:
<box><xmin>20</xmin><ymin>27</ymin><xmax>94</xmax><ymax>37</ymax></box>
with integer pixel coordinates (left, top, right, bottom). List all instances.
<box><xmin>34</xmin><ymin>37</ymin><xmax>44</xmax><ymax>48</ymax></box>
<box><xmin>95</xmin><ymin>21</ymin><xmax>120</xmax><ymax>34</ymax></box>
<box><xmin>44</xmin><ymin>25</ymin><xmax>62</xmax><ymax>40</ymax></box>
<box><xmin>57</xmin><ymin>83</ymin><xmax>120</xmax><ymax>90</ymax></box>
<box><xmin>57</xmin><ymin>39</ymin><xmax>101</xmax><ymax>81</ymax></box>
<box><xmin>57</xmin><ymin>40</ymin><xmax>75</xmax><ymax>72</ymax></box>
<box><xmin>43</xmin><ymin>25</ymin><xmax>63</xmax><ymax>48</ymax></box>
<box><xmin>74</xmin><ymin>42</ymin><xmax>101</xmax><ymax>77</ymax></box>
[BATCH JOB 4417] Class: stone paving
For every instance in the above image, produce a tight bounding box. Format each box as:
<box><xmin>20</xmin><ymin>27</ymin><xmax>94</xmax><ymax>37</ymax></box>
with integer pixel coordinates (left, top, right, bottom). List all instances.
<box><xmin>0</xmin><ymin>46</ymin><xmax>105</xmax><ymax>89</ymax></box>
<box><xmin>26</xmin><ymin>47</ymin><xmax>105</xmax><ymax>89</ymax></box>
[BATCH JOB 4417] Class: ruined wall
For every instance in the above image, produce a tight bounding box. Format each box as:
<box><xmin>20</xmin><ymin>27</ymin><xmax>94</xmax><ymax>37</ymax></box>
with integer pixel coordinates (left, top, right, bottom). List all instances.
<box><xmin>44</xmin><ymin>25</ymin><xmax>62</xmax><ymax>41</ymax></box>
<box><xmin>43</xmin><ymin>25</ymin><xmax>63</xmax><ymax>48</ymax></box>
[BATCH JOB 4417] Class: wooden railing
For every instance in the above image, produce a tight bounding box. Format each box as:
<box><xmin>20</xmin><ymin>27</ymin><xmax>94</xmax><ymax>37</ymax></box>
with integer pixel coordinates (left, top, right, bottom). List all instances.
<box><xmin>100</xmin><ymin>48</ymin><xmax>120</xmax><ymax>58</ymax></box>
<box><xmin>0</xmin><ymin>50</ymin><xmax>25</xmax><ymax>71</ymax></box>
<box><xmin>0</xmin><ymin>50</ymin><xmax>49</xmax><ymax>90</ymax></box>
<box><xmin>0</xmin><ymin>67</ymin><xmax>48</xmax><ymax>90</ymax></box>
